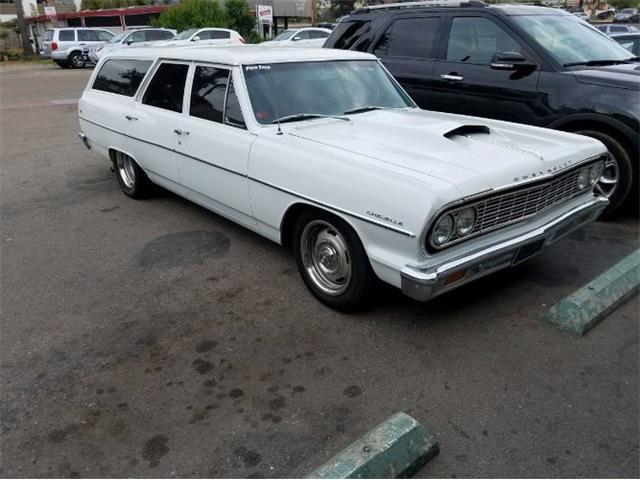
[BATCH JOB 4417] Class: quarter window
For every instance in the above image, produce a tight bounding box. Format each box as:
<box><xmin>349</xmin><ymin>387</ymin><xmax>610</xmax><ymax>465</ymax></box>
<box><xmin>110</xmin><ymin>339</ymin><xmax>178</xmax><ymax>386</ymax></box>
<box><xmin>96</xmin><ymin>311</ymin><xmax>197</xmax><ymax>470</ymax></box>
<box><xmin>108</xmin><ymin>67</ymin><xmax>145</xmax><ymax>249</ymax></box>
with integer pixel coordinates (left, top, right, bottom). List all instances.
<box><xmin>142</xmin><ymin>63</ymin><xmax>189</xmax><ymax>113</ymax></box>
<box><xmin>224</xmin><ymin>78</ymin><xmax>245</xmax><ymax>129</ymax></box>
<box><xmin>58</xmin><ymin>30</ymin><xmax>75</xmax><ymax>41</ymax></box>
<box><xmin>92</xmin><ymin>59</ymin><xmax>152</xmax><ymax>96</ymax></box>
<box><xmin>446</xmin><ymin>17</ymin><xmax>522</xmax><ymax>64</ymax></box>
<box><xmin>190</xmin><ymin>66</ymin><xmax>230</xmax><ymax>123</ymax></box>
<box><xmin>373</xmin><ymin>17</ymin><xmax>440</xmax><ymax>59</ymax></box>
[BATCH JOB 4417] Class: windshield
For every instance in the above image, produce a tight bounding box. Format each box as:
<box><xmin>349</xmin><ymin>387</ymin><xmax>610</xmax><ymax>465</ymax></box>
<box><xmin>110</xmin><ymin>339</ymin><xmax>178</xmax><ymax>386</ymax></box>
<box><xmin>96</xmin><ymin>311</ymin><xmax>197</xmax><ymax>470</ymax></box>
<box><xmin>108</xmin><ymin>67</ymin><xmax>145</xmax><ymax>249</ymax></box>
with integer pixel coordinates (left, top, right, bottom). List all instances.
<box><xmin>513</xmin><ymin>14</ymin><xmax>635</xmax><ymax>65</ymax></box>
<box><xmin>109</xmin><ymin>31</ymin><xmax>128</xmax><ymax>44</ymax></box>
<box><xmin>273</xmin><ymin>30</ymin><xmax>296</xmax><ymax>41</ymax></box>
<box><xmin>175</xmin><ymin>28</ymin><xmax>198</xmax><ymax>40</ymax></box>
<box><xmin>243</xmin><ymin>60</ymin><xmax>414</xmax><ymax>125</ymax></box>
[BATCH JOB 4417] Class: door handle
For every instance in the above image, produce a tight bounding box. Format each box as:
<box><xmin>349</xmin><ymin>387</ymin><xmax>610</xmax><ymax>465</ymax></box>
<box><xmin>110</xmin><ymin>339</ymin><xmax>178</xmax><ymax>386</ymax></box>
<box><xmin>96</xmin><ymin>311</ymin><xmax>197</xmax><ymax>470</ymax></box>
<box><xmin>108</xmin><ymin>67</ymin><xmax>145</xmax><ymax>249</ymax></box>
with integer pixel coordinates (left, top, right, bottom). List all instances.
<box><xmin>440</xmin><ymin>73</ymin><xmax>464</xmax><ymax>81</ymax></box>
<box><xmin>174</xmin><ymin>129</ymin><xmax>190</xmax><ymax>136</ymax></box>
<box><xmin>125</xmin><ymin>115</ymin><xmax>138</xmax><ymax>121</ymax></box>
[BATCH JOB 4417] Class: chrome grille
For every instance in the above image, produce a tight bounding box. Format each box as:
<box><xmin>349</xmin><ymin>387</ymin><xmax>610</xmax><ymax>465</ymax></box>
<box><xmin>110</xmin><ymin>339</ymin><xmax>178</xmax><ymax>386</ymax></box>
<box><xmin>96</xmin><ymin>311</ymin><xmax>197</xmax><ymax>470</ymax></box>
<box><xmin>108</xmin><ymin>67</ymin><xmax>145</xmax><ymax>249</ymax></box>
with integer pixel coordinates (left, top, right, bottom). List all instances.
<box><xmin>428</xmin><ymin>158</ymin><xmax>604</xmax><ymax>250</ymax></box>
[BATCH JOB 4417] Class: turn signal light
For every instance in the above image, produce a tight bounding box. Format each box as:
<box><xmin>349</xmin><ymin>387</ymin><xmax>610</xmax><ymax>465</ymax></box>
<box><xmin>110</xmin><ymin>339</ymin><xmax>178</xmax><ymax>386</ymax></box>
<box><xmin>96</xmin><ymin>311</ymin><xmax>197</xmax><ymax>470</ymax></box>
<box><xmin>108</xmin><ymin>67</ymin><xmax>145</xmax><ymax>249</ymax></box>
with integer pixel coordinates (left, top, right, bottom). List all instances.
<box><xmin>444</xmin><ymin>268</ymin><xmax>468</xmax><ymax>286</ymax></box>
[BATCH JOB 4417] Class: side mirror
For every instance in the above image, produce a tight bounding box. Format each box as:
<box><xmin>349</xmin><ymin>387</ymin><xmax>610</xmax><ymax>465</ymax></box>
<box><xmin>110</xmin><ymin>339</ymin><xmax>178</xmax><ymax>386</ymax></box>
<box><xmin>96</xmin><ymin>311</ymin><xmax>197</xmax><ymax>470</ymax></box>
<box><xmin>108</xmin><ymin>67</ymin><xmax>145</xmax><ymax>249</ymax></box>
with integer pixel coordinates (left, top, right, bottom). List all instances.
<box><xmin>192</xmin><ymin>36</ymin><xmax>200</xmax><ymax>42</ymax></box>
<box><xmin>125</xmin><ymin>39</ymin><xmax>134</xmax><ymax>45</ymax></box>
<box><xmin>490</xmin><ymin>51</ymin><xmax>535</xmax><ymax>71</ymax></box>
<box><xmin>291</xmin><ymin>36</ymin><xmax>301</xmax><ymax>41</ymax></box>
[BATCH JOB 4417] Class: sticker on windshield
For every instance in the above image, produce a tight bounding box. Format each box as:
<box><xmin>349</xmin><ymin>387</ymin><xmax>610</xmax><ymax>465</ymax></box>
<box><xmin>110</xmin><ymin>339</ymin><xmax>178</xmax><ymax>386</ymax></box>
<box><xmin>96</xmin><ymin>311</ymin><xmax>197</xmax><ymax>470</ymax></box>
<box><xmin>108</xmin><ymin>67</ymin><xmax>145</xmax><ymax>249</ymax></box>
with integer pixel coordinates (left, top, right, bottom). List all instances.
<box><xmin>245</xmin><ymin>65</ymin><xmax>271</xmax><ymax>71</ymax></box>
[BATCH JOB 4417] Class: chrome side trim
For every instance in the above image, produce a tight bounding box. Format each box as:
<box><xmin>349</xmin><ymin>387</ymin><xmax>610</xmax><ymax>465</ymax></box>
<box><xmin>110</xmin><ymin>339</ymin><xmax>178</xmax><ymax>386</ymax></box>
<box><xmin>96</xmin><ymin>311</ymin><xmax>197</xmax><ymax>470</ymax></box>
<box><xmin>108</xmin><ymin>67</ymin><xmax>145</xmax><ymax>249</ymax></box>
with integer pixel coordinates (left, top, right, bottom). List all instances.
<box><xmin>79</xmin><ymin>115</ymin><xmax>416</xmax><ymax>237</ymax></box>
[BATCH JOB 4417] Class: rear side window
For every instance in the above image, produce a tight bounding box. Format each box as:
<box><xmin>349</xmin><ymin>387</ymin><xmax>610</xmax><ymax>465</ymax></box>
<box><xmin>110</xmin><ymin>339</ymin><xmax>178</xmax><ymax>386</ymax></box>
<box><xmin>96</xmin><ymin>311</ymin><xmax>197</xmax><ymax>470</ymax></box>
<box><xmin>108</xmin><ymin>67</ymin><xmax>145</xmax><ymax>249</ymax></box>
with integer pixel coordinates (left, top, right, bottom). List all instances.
<box><xmin>199</xmin><ymin>30</ymin><xmax>230</xmax><ymax>40</ymax></box>
<box><xmin>92</xmin><ymin>59</ymin><xmax>152</xmax><ymax>96</ymax></box>
<box><xmin>610</xmin><ymin>26</ymin><xmax>626</xmax><ymax>32</ymax></box>
<box><xmin>59</xmin><ymin>30</ymin><xmax>75</xmax><ymax>41</ymax></box>
<box><xmin>309</xmin><ymin>30</ymin><xmax>329</xmax><ymax>39</ymax></box>
<box><xmin>142</xmin><ymin>63</ymin><xmax>189</xmax><ymax>113</ymax></box>
<box><xmin>190</xmin><ymin>66</ymin><xmax>230</xmax><ymax>123</ymax></box>
<box><xmin>145</xmin><ymin>30</ymin><xmax>174</xmax><ymax>41</ymax></box>
<box><xmin>78</xmin><ymin>30</ymin><xmax>100</xmax><ymax>41</ymax></box>
<box><xmin>45</xmin><ymin>30</ymin><xmax>54</xmax><ymax>41</ymax></box>
<box><xmin>373</xmin><ymin>17</ymin><xmax>440</xmax><ymax>59</ymax></box>
<box><xmin>329</xmin><ymin>20</ymin><xmax>371</xmax><ymax>50</ymax></box>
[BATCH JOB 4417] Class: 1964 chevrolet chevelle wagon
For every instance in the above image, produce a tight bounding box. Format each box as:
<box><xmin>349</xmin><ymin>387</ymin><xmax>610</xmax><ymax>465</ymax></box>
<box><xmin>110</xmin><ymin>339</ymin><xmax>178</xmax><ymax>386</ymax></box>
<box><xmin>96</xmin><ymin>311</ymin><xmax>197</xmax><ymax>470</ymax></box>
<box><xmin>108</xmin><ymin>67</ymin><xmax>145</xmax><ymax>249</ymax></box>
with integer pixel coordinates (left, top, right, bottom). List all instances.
<box><xmin>78</xmin><ymin>45</ymin><xmax>609</xmax><ymax>310</ymax></box>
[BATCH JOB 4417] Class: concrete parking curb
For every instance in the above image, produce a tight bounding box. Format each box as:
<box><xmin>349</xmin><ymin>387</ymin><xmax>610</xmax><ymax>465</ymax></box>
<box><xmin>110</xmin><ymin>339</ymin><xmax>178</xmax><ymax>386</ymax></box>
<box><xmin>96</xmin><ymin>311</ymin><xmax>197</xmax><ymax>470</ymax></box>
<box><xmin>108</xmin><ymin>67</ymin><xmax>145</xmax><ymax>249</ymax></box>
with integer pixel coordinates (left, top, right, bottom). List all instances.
<box><xmin>306</xmin><ymin>412</ymin><xmax>438</xmax><ymax>479</ymax></box>
<box><xmin>544</xmin><ymin>249</ymin><xmax>640</xmax><ymax>337</ymax></box>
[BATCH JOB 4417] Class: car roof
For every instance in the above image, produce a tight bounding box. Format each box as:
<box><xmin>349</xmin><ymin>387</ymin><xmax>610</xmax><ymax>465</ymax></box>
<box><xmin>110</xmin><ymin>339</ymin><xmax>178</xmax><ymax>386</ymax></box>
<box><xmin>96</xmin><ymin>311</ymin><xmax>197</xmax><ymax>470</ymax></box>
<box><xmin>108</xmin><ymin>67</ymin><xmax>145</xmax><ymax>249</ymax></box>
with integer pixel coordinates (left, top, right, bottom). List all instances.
<box><xmin>106</xmin><ymin>44</ymin><xmax>375</xmax><ymax>65</ymax></box>
<box><xmin>349</xmin><ymin>3</ymin><xmax>570</xmax><ymax>17</ymax></box>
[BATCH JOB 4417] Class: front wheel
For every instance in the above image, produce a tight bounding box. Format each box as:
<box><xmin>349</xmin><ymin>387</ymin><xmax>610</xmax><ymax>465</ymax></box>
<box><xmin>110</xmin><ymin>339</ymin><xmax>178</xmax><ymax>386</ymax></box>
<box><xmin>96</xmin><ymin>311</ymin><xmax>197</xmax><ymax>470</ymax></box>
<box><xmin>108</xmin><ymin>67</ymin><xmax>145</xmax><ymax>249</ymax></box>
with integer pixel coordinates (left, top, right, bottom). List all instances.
<box><xmin>293</xmin><ymin>210</ymin><xmax>377</xmax><ymax>311</ymax></box>
<box><xmin>574</xmin><ymin>129</ymin><xmax>634</xmax><ymax>218</ymax></box>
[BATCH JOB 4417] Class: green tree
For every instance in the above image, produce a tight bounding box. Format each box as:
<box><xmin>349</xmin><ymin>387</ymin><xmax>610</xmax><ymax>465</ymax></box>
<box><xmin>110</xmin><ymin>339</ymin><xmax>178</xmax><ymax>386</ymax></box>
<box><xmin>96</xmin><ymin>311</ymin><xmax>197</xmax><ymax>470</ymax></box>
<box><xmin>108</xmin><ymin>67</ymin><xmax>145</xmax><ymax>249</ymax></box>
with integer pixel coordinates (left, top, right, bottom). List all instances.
<box><xmin>607</xmin><ymin>0</ymin><xmax>640</xmax><ymax>9</ymax></box>
<box><xmin>224</xmin><ymin>0</ymin><xmax>255</xmax><ymax>38</ymax></box>
<box><xmin>152</xmin><ymin>0</ymin><xmax>229</xmax><ymax>31</ymax></box>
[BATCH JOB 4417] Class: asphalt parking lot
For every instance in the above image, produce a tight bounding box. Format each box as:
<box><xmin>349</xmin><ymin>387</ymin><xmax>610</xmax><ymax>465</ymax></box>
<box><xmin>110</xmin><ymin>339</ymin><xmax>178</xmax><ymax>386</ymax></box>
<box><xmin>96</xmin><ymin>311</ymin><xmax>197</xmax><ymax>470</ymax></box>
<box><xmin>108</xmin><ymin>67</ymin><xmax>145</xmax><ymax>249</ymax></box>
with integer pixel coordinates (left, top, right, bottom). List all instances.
<box><xmin>0</xmin><ymin>64</ymin><xmax>638</xmax><ymax>478</ymax></box>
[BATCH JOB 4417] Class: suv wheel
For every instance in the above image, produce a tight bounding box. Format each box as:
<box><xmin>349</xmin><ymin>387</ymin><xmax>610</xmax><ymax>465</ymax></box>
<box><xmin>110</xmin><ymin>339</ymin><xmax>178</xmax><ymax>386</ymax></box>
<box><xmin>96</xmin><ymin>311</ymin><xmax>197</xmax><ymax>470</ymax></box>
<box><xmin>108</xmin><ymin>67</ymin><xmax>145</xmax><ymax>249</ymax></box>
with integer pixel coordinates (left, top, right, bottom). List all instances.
<box><xmin>68</xmin><ymin>51</ymin><xmax>85</xmax><ymax>69</ymax></box>
<box><xmin>574</xmin><ymin>129</ymin><xmax>633</xmax><ymax>217</ymax></box>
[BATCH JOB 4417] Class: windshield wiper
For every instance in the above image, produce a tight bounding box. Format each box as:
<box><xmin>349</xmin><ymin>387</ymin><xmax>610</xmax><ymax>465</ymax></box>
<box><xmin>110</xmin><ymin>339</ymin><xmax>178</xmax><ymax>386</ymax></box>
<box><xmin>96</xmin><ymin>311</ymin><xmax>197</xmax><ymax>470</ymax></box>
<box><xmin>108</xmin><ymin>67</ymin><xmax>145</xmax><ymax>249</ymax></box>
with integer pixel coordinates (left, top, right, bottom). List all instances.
<box><xmin>343</xmin><ymin>105</ymin><xmax>386</xmax><ymax>115</ymax></box>
<box><xmin>563</xmin><ymin>58</ymin><xmax>637</xmax><ymax>67</ymax></box>
<box><xmin>271</xmin><ymin>113</ymin><xmax>349</xmax><ymax>124</ymax></box>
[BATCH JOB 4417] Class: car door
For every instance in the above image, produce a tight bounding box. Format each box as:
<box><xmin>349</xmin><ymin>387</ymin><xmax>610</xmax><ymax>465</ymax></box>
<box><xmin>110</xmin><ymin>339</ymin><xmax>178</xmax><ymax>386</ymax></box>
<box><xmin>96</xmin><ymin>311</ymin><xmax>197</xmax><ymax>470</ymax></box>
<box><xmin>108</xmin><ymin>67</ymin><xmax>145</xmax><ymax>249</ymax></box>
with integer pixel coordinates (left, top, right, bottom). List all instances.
<box><xmin>129</xmin><ymin>61</ymin><xmax>190</xmax><ymax>189</ymax></box>
<box><xmin>369</xmin><ymin>15</ymin><xmax>443</xmax><ymax>109</ymax></box>
<box><xmin>175</xmin><ymin>64</ymin><xmax>255</xmax><ymax>227</ymax></box>
<box><xmin>57</xmin><ymin>29</ymin><xmax>76</xmax><ymax>55</ymax></box>
<box><xmin>430</xmin><ymin>14</ymin><xmax>542</xmax><ymax>124</ymax></box>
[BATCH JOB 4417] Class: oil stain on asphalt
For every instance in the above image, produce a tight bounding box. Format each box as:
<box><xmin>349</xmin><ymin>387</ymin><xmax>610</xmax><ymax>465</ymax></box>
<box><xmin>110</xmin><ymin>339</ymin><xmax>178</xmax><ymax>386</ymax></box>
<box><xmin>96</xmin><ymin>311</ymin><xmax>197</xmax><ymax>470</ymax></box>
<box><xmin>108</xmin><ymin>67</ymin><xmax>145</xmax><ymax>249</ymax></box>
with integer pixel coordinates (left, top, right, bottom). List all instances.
<box><xmin>137</xmin><ymin>231</ymin><xmax>230</xmax><ymax>269</ymax></box>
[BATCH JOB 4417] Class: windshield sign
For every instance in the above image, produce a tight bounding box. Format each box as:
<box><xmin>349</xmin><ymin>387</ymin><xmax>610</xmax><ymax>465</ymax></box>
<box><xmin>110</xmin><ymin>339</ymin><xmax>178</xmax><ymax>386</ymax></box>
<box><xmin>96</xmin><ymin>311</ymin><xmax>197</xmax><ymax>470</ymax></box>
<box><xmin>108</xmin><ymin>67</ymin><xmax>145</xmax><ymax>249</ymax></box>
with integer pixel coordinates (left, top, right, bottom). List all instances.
<box><xmin>243</xmin><ymin>60</ymin><xmax>414</xmax><ymax>125</ymax></box>
<box><xmin>513</xmin><ymin>14</ymin><xmax>635</xmax><ymax>65</ymax></box>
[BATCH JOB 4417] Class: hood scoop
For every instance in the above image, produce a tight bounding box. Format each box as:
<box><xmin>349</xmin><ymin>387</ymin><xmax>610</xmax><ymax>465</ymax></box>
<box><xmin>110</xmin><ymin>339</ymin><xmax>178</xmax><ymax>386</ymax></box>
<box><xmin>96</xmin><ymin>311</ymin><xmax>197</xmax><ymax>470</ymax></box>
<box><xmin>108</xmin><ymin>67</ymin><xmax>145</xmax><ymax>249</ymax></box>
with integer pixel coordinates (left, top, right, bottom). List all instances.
<box><xmin>443</xmin><ymin>124</ymin><xmax>490</xmax><ymax>139</ymax></box>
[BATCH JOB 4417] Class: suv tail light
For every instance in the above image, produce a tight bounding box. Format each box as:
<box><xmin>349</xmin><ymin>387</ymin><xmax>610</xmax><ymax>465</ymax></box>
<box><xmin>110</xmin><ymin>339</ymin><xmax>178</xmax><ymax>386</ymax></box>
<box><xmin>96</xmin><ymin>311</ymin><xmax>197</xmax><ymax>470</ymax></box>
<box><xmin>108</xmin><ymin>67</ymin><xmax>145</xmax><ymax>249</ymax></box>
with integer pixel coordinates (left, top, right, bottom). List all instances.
<box><xmin>239</xmin><ymin>36</ymin><xmax>245</xmax><ymax>44</ymax></box>
<box><xmin>51</xmin><ymin>41</ymin><xmax>58</xmax><ymax>51</ymax></box>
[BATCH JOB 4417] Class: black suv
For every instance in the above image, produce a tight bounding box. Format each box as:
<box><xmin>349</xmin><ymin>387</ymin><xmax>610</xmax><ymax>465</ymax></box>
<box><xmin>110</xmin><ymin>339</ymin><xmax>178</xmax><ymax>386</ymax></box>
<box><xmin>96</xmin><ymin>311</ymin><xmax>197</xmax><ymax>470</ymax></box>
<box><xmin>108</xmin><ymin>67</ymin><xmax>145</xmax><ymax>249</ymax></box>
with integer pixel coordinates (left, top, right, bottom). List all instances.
<box><xmin>325</xmin><ymin>2</ymin><xmax>639</xmax><ymax>215</ymax></box>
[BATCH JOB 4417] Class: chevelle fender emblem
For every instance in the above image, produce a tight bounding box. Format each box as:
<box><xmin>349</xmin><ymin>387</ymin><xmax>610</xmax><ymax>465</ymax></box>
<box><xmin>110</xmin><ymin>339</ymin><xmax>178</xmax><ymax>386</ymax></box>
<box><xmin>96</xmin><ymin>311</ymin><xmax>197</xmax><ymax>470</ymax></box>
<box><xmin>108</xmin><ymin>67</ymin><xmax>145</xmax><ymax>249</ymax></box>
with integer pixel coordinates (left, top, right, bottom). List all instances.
<box><xmin>366</xmin><ymin>211</ymin><xmax>404</xmax><ymax>226</ymax></box>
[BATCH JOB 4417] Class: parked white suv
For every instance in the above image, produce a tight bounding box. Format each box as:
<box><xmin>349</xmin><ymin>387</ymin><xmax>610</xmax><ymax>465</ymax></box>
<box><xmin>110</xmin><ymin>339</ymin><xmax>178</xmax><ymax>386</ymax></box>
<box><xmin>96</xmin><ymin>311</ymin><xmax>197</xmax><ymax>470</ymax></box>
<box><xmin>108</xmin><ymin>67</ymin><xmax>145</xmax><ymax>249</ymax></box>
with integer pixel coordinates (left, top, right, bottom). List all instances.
<box><xmin>86</xmin><ymin>28</ymin><xmax>176</xmax><ymax>64</ymax></box>
<box><xmin>78</xmin><ymin>46</ymin><xmax>608</xmax><ymax>310</ymax></box>
<box><xmin>42</xmin><ymin>28</ymin><xmax>114</xmax><ymax>68</ymax></box>
<box><xmin>155</xmin><ymin>27</ymin><xmax>244</xmax><ymax>46</ymax></box>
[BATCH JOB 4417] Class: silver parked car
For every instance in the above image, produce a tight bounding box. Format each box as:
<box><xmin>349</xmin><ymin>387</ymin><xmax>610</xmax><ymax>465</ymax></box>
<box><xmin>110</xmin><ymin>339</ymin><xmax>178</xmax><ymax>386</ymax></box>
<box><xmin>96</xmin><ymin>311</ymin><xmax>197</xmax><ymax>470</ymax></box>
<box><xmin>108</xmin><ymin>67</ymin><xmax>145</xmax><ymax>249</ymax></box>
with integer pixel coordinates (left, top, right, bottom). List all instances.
<box><xmin>85</xmin><ymin>28</ymin><xmax>176</xmax><ymax>64</ymax></box>
<box><xmin>596</xmin><ymin>23</ymin><xmax>639</xmax><ymax>35</ymax></box>
<box><xmin>42</xmin><ymin>28</ymin><xmax>115</xmax><ymax>68</ymax></box>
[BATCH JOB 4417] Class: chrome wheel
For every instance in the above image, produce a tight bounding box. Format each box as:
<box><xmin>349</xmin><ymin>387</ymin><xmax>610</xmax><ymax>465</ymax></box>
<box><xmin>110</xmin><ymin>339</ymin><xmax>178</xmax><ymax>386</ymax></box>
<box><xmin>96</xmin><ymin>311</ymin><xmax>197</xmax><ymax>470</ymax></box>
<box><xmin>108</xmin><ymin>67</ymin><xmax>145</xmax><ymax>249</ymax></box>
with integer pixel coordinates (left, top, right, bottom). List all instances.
<box><xmin>116</xmin><ymin>152</ymin><xmax>136</xmax><ymax>188</ymax></box>
<box><xmin>70</xmin><ymin>53</ymin><xmax>84</xmax><ymax>68</ymax></box>
<box><xmin>595</xmin><ymin>156</ymin><xmax>619</xmax><ymax>199</ymax></box>
<box><xmin>300</xmin><ymin>220</ymin><xmax>352</xmax><ymax>296</ymax></box>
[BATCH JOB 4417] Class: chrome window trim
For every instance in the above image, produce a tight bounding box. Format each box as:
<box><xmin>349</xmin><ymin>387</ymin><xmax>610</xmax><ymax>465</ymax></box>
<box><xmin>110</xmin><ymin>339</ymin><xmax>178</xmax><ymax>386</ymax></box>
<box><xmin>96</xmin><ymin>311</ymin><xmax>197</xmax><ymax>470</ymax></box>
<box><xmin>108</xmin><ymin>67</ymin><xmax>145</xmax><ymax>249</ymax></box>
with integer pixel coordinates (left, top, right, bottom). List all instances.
<box><xmin>421</xmin><ymin>153</ymin><xmax>607</xmax><ymax>255</ymax></box>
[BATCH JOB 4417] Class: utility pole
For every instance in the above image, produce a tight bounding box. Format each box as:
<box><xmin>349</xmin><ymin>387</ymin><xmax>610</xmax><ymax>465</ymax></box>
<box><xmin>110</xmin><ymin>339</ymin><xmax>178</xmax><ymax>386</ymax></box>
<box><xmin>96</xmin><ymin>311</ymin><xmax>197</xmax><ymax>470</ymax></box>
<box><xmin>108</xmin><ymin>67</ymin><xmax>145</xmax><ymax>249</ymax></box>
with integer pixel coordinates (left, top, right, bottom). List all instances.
<box><xmin>14</xmin><ymin>0</ymin><xmax>35</xmax><ymax>57</ymax></box>
<box><xmin>311</xmin><ymin>0</ymin><xmax>317</xmax><ymax>26</ymax></box>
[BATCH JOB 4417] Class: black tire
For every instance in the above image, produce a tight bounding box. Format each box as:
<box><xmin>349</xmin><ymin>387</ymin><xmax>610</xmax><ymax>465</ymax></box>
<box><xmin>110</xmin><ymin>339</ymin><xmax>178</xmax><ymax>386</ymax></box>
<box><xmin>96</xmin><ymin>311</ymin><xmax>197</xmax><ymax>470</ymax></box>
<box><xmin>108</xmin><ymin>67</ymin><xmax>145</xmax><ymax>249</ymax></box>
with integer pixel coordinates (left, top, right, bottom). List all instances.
<box><xmin>112</xmin><ymin>151</ymin><xmax>154</xmax><ymax>199</ymax></box>
<box><xmin>292</xmin><ymin>209</ymin><xmax>377</xmax><ymax>311</ymax></box>
<box><xmin>574</xmin><ymin>129</ymin><xmax>634</xmax><ymax>218</ymax></box>
<box><xmin>54</xmin><ymin>60</ymin><xmax>70</xmax><ymax>69</ymax></box>
<box><xmin>68</xmin><ymin>51</ymin><xmax>85</xmax><ymax>69</ymax></box>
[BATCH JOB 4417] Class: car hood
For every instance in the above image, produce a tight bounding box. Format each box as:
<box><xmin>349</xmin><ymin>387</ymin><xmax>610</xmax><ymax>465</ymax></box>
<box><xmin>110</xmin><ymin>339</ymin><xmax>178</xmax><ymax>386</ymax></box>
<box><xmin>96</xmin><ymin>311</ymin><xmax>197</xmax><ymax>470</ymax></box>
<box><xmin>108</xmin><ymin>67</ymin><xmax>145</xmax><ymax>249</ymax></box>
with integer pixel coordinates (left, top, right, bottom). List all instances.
<box><xmin>571</xmin><ymin>62</ymin><xmax>640</xmax><ymax>90</ymax></box>
<box><xmin>286</xmin><ymin>109</ymin><xmax>605</xmax><ymax>198</ymax></box>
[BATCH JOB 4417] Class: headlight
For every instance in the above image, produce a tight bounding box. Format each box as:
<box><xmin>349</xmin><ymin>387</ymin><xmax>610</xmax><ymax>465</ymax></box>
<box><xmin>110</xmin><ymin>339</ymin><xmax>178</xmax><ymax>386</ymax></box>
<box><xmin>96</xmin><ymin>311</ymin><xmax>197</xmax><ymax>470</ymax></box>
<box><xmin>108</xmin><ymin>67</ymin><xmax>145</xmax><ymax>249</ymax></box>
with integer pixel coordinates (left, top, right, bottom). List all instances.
<box><xmin>431</xmin><ymin>214</ymin><xmax>454</xmax><ymax>247</ymax></box>
<box><xmin>589</xmin><ymin>162</ymin><xmax>603</xmax><ymax>185</ymax></box>
<box><xmin>455</xmin><ymin>207</ymin><xmax>476</xmax><ymax>236</ymax></box>
<box><xmin>576</xmin><ymin>168</ymin><xmax>589</xmax><ymax>190</ymax></box>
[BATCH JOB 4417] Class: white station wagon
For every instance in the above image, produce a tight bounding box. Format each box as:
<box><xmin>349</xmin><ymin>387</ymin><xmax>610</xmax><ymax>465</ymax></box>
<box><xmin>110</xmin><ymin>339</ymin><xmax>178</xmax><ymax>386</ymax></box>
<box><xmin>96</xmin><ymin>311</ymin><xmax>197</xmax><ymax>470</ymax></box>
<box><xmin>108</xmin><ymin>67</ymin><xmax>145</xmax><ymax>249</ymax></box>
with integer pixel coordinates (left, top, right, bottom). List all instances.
<box><xmin>78</xmin><ymin>45</ymin><xmax>609</xmax><ymax>310</ymax></box>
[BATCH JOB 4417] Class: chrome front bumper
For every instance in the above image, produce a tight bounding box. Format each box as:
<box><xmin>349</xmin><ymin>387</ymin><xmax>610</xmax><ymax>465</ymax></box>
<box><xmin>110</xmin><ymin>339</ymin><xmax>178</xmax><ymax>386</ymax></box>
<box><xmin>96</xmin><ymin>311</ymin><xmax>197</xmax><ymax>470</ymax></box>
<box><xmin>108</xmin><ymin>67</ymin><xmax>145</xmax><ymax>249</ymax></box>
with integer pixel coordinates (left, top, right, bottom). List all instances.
<box><xmin>401</xmin><ymin>196</ymin><xmax>608</xmax><ymax>301</ymax></box>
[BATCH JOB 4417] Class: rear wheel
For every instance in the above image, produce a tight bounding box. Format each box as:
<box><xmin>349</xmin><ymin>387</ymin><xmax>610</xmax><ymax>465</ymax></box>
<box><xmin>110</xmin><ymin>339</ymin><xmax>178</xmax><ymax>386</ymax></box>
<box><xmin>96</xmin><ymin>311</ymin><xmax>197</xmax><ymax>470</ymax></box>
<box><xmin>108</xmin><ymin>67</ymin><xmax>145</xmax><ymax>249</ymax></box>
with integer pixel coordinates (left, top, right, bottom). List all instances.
<box><xmin>112</xmin><ymin>151</ymin><xmax>154</xmax><ymax>199</ymax></box>
<box><xmin>293</xmin><ymin>210</ymin><xmax>376</xmax><ymax>311</ymax></box>
<box><xmin>574</xmin><ymin>129</ymin><xmax>634</xmax><ymax>217</ymax></box>
<box><xmin>68</xmin><ymin>51</ymin><xmax>85</xmax><ymax>69</ymax></box>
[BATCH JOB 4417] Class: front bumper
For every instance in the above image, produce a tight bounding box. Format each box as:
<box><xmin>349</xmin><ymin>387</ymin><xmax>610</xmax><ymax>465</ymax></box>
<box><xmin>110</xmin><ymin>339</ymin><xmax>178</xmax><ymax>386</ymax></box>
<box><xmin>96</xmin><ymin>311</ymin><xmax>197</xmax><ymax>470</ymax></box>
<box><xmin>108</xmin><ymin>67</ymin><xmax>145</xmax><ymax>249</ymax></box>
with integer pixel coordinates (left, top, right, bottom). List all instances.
<box><xmin>401</xmin><ymin>195</ymin><xmax>608</xmax><ymax>301</ymax></box>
